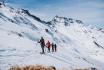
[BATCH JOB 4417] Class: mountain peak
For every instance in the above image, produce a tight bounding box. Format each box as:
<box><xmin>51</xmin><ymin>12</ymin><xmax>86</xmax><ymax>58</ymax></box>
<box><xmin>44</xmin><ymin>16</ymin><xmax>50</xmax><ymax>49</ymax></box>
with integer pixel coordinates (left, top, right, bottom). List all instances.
<box><xmin>50</xmin><ymin>15</ymin><xmax>83</xmax><ymax>27</ymax></box>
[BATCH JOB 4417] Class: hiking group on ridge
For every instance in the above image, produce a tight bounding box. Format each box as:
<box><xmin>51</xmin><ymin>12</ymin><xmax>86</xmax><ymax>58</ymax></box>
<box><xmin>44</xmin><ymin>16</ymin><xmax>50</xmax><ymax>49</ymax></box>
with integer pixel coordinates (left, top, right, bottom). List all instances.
<box><xmin>38</xmin><ymin>37</ymin><xmax>57</xmax><ymax>54</ymax></box>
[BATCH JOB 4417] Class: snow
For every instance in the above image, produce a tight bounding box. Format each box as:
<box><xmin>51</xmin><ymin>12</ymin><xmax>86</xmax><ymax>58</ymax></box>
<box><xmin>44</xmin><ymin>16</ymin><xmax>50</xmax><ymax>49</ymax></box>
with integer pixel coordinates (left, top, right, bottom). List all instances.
<box><xmin>0</xmin><ymin>5</ymin><xmax>104</xmax><ymax>70</ymax></box>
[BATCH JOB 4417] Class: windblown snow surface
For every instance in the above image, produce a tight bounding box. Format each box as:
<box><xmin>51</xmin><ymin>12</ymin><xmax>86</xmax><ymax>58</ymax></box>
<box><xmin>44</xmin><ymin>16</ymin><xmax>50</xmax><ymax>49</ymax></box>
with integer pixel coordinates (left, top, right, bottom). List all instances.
<box><xmin>0</xmin><ymin>5</ymin><xmax>104</xmax><ymax>70</ymax></box>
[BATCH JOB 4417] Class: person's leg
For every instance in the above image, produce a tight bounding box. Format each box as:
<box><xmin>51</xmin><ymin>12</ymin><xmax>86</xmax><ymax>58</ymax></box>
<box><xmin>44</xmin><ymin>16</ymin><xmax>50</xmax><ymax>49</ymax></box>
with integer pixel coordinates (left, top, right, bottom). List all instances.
<box><xmin>48</xmin><ymin>47</ymin><xmax>50</xmax><ymax>52</ymax></box>
<box><xmin>53</xmin><ymin>47</ymin><xmax>55</xmax><ymax>52</ymax></box>
<box><xmin>55</xmin><ymin>47</ymin><xmax>57</xmax><ymax>52</ymax></box>
<box><xmin>49</xmin><ymin>48</ymin><xmax>50</xmax><ymax>52</ymax></box>
<box><xmin>52</xmin><ymin>46</ymin><xmax>54</xmax><ymax>52</ymax></box>
<box><xmin>41</xmin><ymin>46</ymin><xmax>44</xmax><ymax>54</ymax></box>
<box><xmin>43</xmin><ymin>46</ymin><xmax>44</xmax><ymax>53</ymax></box>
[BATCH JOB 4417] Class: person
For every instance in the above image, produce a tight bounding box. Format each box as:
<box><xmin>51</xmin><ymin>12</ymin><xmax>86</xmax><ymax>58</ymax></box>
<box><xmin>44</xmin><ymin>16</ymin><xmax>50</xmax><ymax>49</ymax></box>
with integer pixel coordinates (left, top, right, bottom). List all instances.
<box><xmin>46</xmin><ymin>41</ymin><xmax>51</xmax><ymax>53</ymax></box>
<box><xmin>52</xmin><ymin>43</ymin><xmax>55</xmax><ymax>52</ymax></box>
<box><xmin>54</xmin><ymin>44</ymin><xmax>57</xmax><ymax>52</ymax></box>
<box><xmin>38</xmin><ymin>37</ymin><xmax>45</xmax><ymax>54</ymax></box>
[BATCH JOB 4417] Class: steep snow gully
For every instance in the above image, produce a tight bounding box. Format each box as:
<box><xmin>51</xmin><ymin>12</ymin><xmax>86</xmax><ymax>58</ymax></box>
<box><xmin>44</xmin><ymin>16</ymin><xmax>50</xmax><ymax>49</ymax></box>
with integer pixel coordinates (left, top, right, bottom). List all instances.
<box><xmin>0</xmin><ymin>4</ymin><xmax>104</xmax><ymax>70</ymax></box>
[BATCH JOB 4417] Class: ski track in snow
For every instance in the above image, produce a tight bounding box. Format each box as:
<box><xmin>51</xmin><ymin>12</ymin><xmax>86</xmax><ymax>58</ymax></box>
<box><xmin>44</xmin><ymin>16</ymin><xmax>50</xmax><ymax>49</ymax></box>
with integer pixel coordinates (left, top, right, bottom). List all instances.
<box><xmin>45</xmin><ymin>53</ymin><xmax>75</xmax><ymax>67</ymax></box>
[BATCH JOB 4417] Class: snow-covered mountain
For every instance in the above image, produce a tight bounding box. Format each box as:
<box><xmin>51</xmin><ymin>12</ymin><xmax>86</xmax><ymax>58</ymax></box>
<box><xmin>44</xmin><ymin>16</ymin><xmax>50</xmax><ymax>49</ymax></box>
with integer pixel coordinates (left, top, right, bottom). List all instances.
<box><xmin>0</xmin><ymin>4</ymin><xmax>104</xmax><ymax>70</ymax></box>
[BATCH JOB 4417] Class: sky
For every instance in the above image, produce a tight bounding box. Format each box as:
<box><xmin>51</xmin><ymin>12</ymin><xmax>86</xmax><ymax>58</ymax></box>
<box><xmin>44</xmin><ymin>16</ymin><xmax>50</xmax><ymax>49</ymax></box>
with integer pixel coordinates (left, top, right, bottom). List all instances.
<box><xmin>6</xmin><ymin>0</ymin><xmax>104</xmax><ymax>28</ymax></box>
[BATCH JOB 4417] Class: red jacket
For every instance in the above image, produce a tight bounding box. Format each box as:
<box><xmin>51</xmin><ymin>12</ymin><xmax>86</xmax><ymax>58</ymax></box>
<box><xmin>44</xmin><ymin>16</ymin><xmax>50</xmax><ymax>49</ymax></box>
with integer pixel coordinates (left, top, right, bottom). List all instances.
<box><xmin>46</xmin><ymin>41</ymin><xmax>51</xmax><ymax>48</ymax></box>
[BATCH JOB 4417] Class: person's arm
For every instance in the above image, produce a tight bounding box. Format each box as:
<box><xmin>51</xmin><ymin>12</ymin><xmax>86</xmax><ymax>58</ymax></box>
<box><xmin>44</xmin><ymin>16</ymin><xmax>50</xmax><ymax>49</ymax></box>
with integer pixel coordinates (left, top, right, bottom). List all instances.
<box><xmin>38</xmin><ymin>39</ymin><xmax>41</xmax><ymax>43</ymax></box>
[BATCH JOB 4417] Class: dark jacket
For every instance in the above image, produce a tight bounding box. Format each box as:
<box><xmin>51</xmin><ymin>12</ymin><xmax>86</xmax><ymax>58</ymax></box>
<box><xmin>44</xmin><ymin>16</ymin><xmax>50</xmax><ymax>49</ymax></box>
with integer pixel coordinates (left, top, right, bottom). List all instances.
<box><xmin>39</xmin><ymin>38</ymin><xmax>45</xmax><ymax>47</ymax></box>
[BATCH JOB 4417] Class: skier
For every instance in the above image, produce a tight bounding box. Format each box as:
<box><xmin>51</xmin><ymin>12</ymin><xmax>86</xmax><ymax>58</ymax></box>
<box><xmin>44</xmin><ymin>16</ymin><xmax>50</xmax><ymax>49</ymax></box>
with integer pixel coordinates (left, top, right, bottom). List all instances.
<box><xmin>52</xmin><ymin>43</ymin><xmax>55</xmax><ymax>52</ymax></box>
<box><xmin>46</xmin><ymin>41</ymin><xmax>51</xmax><ymax>53</ymax></box>
<box><xmin>54</xmin><ymin>44</ymin><xmax>57</xmax><ymax>52</ymax></box>
<box><xmin>38</xmin><ymin>37</ymin><xmax>45</xmax><ymax>54</ymax></box>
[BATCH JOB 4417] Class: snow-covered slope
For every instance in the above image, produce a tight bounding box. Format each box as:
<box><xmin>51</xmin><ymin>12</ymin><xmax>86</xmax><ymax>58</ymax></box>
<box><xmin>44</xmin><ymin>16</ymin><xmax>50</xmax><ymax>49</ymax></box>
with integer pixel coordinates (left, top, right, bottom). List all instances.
<box><xmin>0</xmin><ymin>4</ymin><xmax>104</xmax><ymax>70</ymax></box>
